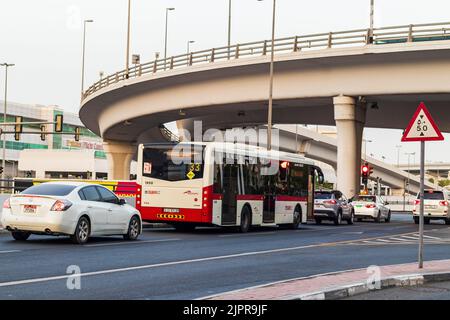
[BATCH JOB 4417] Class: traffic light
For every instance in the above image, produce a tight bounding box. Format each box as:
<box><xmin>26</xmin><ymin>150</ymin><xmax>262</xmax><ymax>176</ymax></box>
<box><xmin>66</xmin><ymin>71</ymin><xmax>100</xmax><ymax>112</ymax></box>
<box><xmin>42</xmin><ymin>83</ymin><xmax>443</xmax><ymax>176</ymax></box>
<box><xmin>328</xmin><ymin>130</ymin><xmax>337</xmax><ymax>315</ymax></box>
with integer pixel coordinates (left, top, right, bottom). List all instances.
<box><xmin>54</xmin><ymin>114</ymin><xmax>63</xmax><ymax>133</ymax></box>
<box><xmin>361</xmin><ymin>163</ymin><xmax>370</xmax><ymax>185</ymax></box>
<box><xmin>40</xmin><ymin>125</ymin><xmax>46</xmax><ymax>141</ymax></box>
<box><xmin>14</xmin><ymin>116</ymin><xmax>23</xmax><ymax>141</ymax></box>
<box><xmin>74</xmin><ymin>127</ymin><xmax>81</xmax><ymax>142</ymax></box>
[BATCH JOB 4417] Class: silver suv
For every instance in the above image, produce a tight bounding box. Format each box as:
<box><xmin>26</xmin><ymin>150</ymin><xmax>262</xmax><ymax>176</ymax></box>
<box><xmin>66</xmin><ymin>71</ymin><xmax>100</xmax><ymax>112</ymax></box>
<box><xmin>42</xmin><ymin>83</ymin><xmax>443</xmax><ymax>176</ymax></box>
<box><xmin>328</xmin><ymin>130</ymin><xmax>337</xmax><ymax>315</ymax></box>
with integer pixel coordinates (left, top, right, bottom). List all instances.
<box><xmin>314</xmin><ymin>190</ymin><xmax>354</xmax><ymax>225</ymax></box>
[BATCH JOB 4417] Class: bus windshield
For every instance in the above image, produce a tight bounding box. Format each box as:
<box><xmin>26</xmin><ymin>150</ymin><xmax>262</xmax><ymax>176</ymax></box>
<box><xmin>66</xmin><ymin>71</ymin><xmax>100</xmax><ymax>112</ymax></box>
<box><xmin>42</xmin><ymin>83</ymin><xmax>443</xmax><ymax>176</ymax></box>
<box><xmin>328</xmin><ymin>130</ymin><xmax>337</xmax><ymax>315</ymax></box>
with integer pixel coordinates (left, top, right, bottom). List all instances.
<box><xmin>142</xmin><ymin>145</ymin><xmax>205</xmax><ymax>182</ymax></box>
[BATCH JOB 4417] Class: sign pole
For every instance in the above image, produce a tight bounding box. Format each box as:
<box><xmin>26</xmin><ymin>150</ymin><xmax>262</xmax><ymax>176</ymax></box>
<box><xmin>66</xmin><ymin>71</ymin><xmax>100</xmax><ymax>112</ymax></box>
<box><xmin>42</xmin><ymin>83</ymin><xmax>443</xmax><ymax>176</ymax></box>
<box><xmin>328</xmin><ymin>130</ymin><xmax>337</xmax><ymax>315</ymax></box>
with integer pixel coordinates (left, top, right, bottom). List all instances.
<box><xmin>401</xmin><ymin>102</ymin><xmax>444</xmax><ymax>270</ymax></box>
<box><xmin>418</xmin><ymin>141</ymin><xmax>425</xmax><ymax>269</ymax></box>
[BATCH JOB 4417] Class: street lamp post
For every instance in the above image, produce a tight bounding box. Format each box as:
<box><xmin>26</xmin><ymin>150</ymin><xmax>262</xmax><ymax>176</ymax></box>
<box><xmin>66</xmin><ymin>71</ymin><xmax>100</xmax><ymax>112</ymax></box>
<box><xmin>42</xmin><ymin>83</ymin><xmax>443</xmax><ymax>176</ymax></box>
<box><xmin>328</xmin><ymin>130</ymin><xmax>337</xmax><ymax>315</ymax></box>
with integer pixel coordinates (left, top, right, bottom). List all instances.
<box><xmin>370</xmin><ymin>0</ymin><xmax>374</xmax><ymax>32</ymax></box>
<box><xmin>395</xmin><ymin>145</ymin><xmax>402</xmax><ymax>166</ymax></box>
<box><xmin>81</xmin><ymin>19</ymin><xmax>94</xmax><ymax>99</ymax></box>
<box><xmin>363</xmin><ymin>139</ymin><xmax>373</xmax><ymax>160</ymax></box>
<box><xmin>257</xmin><ymin>0</ymin><xmax>276</xmax><ymax>150</ymax></box>
<box><xmin>228</xmin><ymin>0</ymin><xmax>232</xmax><ymax>59</ymax></box>
<box><xmin>164</xmin><ymin>7</ymin><xmax>175</xmax><ymax>70</ymax></box>
<box><xmin>405</xmin><ymin>151</ymin><xmax>416</xmax><ymax>197</ymax></box>
<box><xmin>126</xmin><ymin>0</ymin><xmax>131</xmax><ymax>78</ymax></box>
<box><xmin>0</xmin><ymin>63</ymin><xmax>14</xmax><ymax>191</ymax></box>
<box><xmin>187</xmin><ymin>40</ymin><xmax>195</xmax><ymax>54</ymax></box>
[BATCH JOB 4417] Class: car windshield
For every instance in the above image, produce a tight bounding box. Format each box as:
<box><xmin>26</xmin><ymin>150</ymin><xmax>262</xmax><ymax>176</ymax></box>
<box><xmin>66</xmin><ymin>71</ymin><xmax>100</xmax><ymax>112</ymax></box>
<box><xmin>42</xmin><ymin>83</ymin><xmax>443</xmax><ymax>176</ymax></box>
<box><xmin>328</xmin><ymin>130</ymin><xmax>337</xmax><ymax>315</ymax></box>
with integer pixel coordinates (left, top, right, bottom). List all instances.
<box><xmin>315</xmin><ymin>192</ymin><xmax>332</xmax><ymax>199</ymax></box>
<box><xmin>21</xmin><ymin>184</ymin><xmax>77</xmax><ymax>196</ymax></box>
<box><xmin>420</xmin><ymin>191</ymin><xmax>445</xmax><ymax>200</ymax></box>
<box><xmin>353</xmin><ymin>195</ymin><xmax>376</xmax><ymax>202</ymax></box>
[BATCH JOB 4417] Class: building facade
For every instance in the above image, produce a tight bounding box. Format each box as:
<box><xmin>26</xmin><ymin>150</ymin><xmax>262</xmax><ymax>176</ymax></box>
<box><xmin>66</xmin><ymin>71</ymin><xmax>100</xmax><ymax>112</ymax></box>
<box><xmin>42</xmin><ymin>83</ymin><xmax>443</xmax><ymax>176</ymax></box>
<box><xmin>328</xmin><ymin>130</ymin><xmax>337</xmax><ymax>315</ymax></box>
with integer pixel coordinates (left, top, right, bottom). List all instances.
<box><xmin>0</xmin><ymin>100</ymin><xmax>108</xmax><ymax>179</ymax></box>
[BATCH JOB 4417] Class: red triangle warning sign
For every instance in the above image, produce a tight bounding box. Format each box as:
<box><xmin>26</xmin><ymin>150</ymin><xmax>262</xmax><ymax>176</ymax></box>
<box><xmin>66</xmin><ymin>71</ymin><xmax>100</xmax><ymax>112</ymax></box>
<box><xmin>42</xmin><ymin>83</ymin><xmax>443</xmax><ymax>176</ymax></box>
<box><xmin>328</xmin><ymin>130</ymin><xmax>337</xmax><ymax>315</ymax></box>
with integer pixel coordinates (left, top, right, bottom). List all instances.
<box><xmin>401</xmin><ymin>102</ymin><xmax>444</xmax><ymax>142</ymax></box>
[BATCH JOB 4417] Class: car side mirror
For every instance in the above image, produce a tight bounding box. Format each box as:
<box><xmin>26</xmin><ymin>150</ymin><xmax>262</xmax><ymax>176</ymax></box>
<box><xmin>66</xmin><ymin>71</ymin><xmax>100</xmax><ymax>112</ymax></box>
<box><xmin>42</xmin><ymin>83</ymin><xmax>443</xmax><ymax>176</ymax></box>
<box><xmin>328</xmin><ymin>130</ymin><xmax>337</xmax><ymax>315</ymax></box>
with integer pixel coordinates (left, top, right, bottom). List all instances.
<box><xmin>118</xmin><ymin>198</ymin><xmax>126</xmax><ymax>205</ymax></box>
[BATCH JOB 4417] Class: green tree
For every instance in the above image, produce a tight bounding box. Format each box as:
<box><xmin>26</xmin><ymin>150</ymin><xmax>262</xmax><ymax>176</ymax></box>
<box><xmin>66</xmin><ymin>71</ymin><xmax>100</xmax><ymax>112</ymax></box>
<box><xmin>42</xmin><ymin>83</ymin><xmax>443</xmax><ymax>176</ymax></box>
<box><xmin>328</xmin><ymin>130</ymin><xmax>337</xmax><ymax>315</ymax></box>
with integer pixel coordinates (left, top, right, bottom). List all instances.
<box><xmin>438</xmin><ymin>179</ymin><xmax>450</xmax><ymax>188</ymax></box>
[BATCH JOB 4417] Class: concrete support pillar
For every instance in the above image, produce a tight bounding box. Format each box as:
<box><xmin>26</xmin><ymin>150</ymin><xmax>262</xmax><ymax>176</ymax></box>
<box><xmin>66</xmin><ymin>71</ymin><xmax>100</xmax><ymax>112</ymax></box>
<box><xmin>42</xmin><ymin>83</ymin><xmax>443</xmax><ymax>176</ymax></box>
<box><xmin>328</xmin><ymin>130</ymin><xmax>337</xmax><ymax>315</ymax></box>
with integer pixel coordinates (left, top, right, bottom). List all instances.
<box><xmin>103</xmin><ymin>140</ymin><xmax>135</xmax><ymax>180</ymax></box>
<box><xmin>333</xmin><ymin>95</ymin><xmax>366</xmax><ymax>198</ymax></box>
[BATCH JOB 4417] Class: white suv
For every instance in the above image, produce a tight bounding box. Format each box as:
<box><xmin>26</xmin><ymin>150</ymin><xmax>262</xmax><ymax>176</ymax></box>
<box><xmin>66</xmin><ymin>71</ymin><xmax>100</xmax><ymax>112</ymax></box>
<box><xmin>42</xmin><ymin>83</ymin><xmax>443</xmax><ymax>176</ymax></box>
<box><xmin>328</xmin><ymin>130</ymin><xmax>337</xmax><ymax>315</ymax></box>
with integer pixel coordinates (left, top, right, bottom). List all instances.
<box><xmin>413</xmin><ymin>189</ymin><xmax>450</xmax><ymax>225</ymax></box>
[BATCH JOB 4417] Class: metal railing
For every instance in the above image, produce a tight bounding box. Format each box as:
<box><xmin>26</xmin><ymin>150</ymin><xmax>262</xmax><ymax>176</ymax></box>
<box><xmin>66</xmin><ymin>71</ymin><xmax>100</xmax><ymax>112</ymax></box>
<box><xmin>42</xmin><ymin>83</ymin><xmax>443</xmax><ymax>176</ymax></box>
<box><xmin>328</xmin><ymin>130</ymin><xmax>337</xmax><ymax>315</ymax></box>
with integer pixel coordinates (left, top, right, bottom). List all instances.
<box><xmin>159</xmin><ymin>124</ymin><xmax>180</xmax><ymax>142</ymax></box>
<box><xmin>82</xmin><ymin>21</ymin><xmax>450</xmax><ymax>100</ymax></box>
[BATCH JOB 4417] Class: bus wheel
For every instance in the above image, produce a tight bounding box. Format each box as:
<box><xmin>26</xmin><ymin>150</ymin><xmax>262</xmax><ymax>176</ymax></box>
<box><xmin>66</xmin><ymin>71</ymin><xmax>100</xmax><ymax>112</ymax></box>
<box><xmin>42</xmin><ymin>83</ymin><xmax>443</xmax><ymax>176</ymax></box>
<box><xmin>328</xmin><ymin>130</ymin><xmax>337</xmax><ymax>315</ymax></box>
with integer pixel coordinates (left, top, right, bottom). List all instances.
<box><xmin>239</xmin><ymin>206</ymin><xmax>251</xmax><ymax>233</ymax></box>
<box><xmin>289</xmin><ymin>206</ymin><xmax>302</xmax><ymax>229</ymax></box>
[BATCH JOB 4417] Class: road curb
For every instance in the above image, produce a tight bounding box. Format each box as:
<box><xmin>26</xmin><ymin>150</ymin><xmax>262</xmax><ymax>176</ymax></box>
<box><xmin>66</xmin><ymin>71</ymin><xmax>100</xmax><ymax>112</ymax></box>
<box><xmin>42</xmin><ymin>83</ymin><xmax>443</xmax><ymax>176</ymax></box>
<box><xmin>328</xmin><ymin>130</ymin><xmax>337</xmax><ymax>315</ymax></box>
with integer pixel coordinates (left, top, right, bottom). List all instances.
<box><xmin>290</xmin><ymin>271</ymin><xmax>450</xmax><ymax>300</ymax></box>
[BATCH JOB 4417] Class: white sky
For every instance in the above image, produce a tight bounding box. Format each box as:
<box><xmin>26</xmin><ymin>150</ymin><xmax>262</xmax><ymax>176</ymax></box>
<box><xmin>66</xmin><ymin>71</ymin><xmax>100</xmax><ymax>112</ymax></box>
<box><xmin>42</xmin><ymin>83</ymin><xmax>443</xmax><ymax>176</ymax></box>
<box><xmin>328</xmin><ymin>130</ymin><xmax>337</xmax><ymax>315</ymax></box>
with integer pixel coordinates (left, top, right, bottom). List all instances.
<box><xmin>1</xmin><ymin>0</ymin><xmax>450</xmax><ymax>165</ymax></box>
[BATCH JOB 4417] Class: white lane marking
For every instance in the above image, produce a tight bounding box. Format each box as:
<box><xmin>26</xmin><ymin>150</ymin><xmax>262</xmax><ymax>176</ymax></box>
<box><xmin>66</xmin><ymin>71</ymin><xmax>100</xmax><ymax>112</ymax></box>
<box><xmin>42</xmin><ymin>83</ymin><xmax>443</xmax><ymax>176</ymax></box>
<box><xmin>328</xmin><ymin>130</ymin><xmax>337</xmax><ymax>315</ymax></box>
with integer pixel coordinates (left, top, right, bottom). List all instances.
<box><xmin>218</xmin><ymin>232</ymin><xmax>276</xmax><ymax>238</ymax></box>
<box><xmin>0</xmin><ymin>250</ymin><xmax>21</xmax><ymax>254</ymax></box>
<box><xmin>422</xmin><ymin>234</ymin><xmax>442</xmax><ymax>240</ymax></box>
<box><xmin>85</xmin><ymin>238</ymin><xmax>180</xmax><ymax>247</ymax></box>
<box><xmin>375</xmin><ymin>239</ymin><xmax>392</xmax><ymax>243</ymax></box>
<box><xmin>401</xmin><ymin>235</ymin><xmax>420</xmax><ymax>240</ymax></box>
<box><xmin>0</xmin><ymin>242</ymin><xmax>338</xmax><ymax>288</ymax></box>
<box><xmin>389</xmin><ymin>237</ymin><xmax>413</xmax><ymax>242</ymax></box>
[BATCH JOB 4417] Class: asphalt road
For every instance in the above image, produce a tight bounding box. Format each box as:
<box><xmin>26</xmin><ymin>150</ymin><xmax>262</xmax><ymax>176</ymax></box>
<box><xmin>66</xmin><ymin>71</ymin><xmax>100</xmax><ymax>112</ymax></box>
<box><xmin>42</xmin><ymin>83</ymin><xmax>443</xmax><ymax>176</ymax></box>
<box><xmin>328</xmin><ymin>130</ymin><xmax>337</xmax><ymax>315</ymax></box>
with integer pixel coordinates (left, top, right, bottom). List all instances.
<box><xmin>1</xmin><ymin>213</ymin><xmax>450</xmax><ymax>300</ymax></box>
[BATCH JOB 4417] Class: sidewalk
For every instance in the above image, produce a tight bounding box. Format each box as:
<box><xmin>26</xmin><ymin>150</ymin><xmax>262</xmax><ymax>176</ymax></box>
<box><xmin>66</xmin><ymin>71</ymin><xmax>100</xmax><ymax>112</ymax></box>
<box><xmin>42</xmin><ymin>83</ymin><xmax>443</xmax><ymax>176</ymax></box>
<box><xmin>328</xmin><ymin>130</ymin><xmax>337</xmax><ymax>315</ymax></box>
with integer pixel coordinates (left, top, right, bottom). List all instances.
<box><xmin>205</xmin><ymin>259</ymin><xmax>450</xmax><ymax>300</ymax></box>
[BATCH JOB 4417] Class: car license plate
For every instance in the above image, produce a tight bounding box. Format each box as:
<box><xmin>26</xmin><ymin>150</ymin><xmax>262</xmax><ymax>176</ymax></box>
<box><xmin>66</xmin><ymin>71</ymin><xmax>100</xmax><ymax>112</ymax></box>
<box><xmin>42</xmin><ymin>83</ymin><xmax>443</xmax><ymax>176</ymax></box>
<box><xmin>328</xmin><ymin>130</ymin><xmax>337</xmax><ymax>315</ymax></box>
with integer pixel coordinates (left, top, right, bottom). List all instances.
<box><xmin>23</xmin><ymin>205</ymin><xmax>37</xmax><ymax>214</ymax></box>
<box><xmin>315</xmin><ymin>204</ymin><xmax>323</xmax><ymax>208</ymax></box>
<box><xmin>425</xmin><ymin>205</ymin><xmax>436</xmax><ymax>209</ymax></box>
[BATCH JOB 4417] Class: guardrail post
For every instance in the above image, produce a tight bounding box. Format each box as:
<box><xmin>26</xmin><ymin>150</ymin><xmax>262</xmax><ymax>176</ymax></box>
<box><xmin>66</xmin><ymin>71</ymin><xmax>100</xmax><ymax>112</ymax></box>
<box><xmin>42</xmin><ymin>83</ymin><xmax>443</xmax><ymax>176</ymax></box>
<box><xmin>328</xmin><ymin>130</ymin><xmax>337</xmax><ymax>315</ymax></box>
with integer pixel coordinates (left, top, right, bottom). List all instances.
<box><xmin>407</xmin><ymin>24</ymin><xmax>413</xmax><ymax>42</ymax></box>
<box><xmin>327</xmin><ymin>32</ymin><xmax>333</xmax><ymax>48</ymax></box>
<box><xmin>366</xmin><ymin>28</ymin><xmax>374</xmax><ymax>44</ymax></box>
<box><xmin>211</xmin><ymin>48</ymin><xmax>215</xmax><ymax>62</ymax></box>
<box><xmin>263</xmin><ymin>41</ymin><xmax>267</xmax><ymax>55</ymax></box>
<box><xmin>189</xmin><ymin>53</ymin><xmax>193</xmax><ymax>66</ymax></box>
<box><xmin>235</xmin><ymin>44</ymin><xmax>240</xmax><ymax>59</ymax></box>
<box><xmin>170</xmin><ymin>57</ymin><xmax>174</xmax><ymax>69</ymax></box>
<box><xmin>115</xmin><ymin>72</ymin><xmax>119</xmax><ymax>83</ymax></box>
<box><xmin>153</xmin><ymin>60</ymin><xmax>158</xmax><ymax>73</ymax></box>
<box><xmin>293</xmin><ymin>36</ymin><xmax>299</xmax><ymax>52</ymax></box>
<box><xmin>138</xmin><ymin>64</ymin><xmax>142</xmax><ymax>76</ymax></box>
<box><xmin>106</xmin><ymin>76</ymin><xmax>110</xmax><ymax>86</ymax></box>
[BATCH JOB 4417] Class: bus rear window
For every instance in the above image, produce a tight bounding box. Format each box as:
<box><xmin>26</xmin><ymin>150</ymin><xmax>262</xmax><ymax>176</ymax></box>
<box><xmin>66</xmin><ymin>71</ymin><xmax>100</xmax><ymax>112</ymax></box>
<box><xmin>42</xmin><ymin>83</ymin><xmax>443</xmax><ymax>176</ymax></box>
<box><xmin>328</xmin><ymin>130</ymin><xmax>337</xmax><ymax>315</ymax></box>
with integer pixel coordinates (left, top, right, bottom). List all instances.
<box><xmin>420</xmin><ymin>191</ymin><xmax>444</xmax><ymax>200</ymax></box>
<box><xmin>143</xmin><ymin>145</ymin><xmax>205</xmax><ymax>182</ymax></box>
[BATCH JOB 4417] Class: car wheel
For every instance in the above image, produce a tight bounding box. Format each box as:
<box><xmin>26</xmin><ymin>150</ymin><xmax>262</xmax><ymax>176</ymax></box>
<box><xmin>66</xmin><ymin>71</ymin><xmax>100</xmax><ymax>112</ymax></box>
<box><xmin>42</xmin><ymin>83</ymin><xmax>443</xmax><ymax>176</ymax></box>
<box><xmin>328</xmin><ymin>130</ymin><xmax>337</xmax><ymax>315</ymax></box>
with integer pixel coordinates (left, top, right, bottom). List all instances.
<box><xmin>424</xmin><ymin>218</ymin><xmax>431</xmax><ymax>225</ymax></box>
<box><xmin>446</xmin><ymin>218</ymin><xmax>450</xmax><ymax>225</ymax></box>
<box><xmin>11</xmin><ymin>231</ymin><xmax>31</xmax><ymax>241</ymax></box>
<box><xmin>289</xmin><ymin>206</ymin><xmax>302</xmax><ymax>229</ymax></box>
<box><xmin>124</xmin><ymin>216</ymin><xmax>140</xmax><ymax>241</ymax></box>
<box><xmin>315</xmin><ymin>218</ymin><xmax>322</xmax><ymax>225</ymax></box>
<box><xmin>70</xmin><ymin>217</ymin><xmax>90</xmax><ymax>245</ymax></box>
<box><xmin>374</xmin><ymin>211</ymin><xmax>381</xmax><ymax>223</ymax></box>
<box><xmin>239</xmin><ymin>206</ymin><xmax>251</xmax><ymax>233</ymax></box>
<box><xmin>414</xmin><ymin>216</ymin><xmax>419</xmax><ymax>224</ymax></box>
<box><xmin>347</xmin><ymin>211</ymin><xmax>354</xmax><ymax>225</ymax></box>
<box><xmin>334</xmin><ymin>211</ymin><xmax>342</xmax><ymax>225</ymax></box>
<box><xmin>356</xmin><ymin>218</ymin><xmax>362</xmax><ymax>222</ymax></box>
<box><xmin>385</xmin><ymin>211</ymin><xmax>391</xmax><ymax>223</ymax></box>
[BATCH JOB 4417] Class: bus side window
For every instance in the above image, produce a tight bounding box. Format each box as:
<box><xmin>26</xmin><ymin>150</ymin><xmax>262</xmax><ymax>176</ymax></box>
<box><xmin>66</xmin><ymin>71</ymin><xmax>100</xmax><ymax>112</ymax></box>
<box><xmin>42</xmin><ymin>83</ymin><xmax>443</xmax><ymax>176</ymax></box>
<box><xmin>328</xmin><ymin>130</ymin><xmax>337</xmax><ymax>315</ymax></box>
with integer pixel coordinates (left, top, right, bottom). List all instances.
<box><xmin>213</xmin><ymin>163</ymin><xmax>223</xmax><ymax>194</ymax></box>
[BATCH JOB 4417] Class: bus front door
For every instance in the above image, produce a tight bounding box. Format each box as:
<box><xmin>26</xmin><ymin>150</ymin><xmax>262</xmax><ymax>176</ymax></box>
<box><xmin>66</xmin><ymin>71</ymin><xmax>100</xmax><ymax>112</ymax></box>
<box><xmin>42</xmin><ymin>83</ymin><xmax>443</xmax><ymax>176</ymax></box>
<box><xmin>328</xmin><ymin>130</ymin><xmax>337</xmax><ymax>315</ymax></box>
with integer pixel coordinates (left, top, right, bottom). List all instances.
<box><xmin>221</xmin><ymin>164</ymin><xmax>239</xmax><ymax>225</ymax></box>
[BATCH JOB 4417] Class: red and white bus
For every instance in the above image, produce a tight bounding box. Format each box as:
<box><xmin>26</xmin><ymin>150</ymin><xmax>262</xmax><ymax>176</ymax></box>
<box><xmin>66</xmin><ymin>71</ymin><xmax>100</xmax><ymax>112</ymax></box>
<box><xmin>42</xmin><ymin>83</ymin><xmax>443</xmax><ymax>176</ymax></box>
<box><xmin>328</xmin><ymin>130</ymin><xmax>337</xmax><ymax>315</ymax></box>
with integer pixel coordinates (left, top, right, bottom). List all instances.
<box><xmin>136</xmin><ymin>142</ymin><xmax>324</xmax><ymax>232</ymax></box>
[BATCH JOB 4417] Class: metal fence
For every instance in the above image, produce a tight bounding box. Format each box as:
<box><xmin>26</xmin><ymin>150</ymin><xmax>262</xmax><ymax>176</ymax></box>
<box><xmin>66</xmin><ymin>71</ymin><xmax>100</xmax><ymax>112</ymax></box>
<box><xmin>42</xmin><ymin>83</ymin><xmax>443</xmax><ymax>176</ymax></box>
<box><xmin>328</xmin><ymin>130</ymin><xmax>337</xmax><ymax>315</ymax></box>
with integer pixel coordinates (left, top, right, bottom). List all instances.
<box><xmin>82</xmin><ymin>22</ymin><xmax>450</xmax><ymax>100</ymax></box>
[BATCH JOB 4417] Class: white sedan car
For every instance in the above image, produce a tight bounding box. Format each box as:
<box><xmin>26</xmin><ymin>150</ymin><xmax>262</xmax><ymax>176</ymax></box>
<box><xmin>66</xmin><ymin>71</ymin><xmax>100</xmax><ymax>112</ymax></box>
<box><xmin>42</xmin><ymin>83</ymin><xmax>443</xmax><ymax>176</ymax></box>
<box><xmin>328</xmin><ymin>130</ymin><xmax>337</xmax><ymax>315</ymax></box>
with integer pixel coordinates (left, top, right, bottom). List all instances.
<box><xmin>1</xmin><ymin>181</ymin><xmax>142</xmax><ymax>244</ymax></box>
<box><xmin>351</xmin><ymin>195</ymin><xmax>391</xmax><ymax>223</ymax></box>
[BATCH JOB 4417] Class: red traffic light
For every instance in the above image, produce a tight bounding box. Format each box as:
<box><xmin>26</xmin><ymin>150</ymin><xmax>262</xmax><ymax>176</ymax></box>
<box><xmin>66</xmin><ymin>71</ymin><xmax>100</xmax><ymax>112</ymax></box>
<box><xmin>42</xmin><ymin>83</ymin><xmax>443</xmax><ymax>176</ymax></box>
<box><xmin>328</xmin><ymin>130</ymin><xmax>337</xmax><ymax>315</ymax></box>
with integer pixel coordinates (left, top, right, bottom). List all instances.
<box><xmin>362</xmin><ymin>165</ymin><xmax>369</xmax><ymax>174</ymax></box>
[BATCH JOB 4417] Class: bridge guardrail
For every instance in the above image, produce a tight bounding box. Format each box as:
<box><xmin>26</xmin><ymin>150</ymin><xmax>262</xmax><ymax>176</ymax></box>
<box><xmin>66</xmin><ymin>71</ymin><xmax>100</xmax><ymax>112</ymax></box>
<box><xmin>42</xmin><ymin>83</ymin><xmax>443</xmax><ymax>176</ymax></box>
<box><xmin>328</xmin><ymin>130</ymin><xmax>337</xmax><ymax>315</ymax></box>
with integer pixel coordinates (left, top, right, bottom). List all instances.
<box><xmin>82</xmin><ymin>21</ymin><xmax>450</xmax><ymax>100</ymax></box>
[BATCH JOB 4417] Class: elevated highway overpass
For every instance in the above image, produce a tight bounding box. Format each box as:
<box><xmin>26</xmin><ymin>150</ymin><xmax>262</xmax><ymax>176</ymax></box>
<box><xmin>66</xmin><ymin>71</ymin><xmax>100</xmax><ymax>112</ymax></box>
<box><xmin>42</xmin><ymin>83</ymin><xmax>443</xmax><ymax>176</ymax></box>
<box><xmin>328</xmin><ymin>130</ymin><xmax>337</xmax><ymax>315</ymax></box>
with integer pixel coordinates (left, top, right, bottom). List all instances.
<box><xmin>80</xmin><ymin>22</ymin><xmax>450</xmax><ymax>197</ymax></box>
